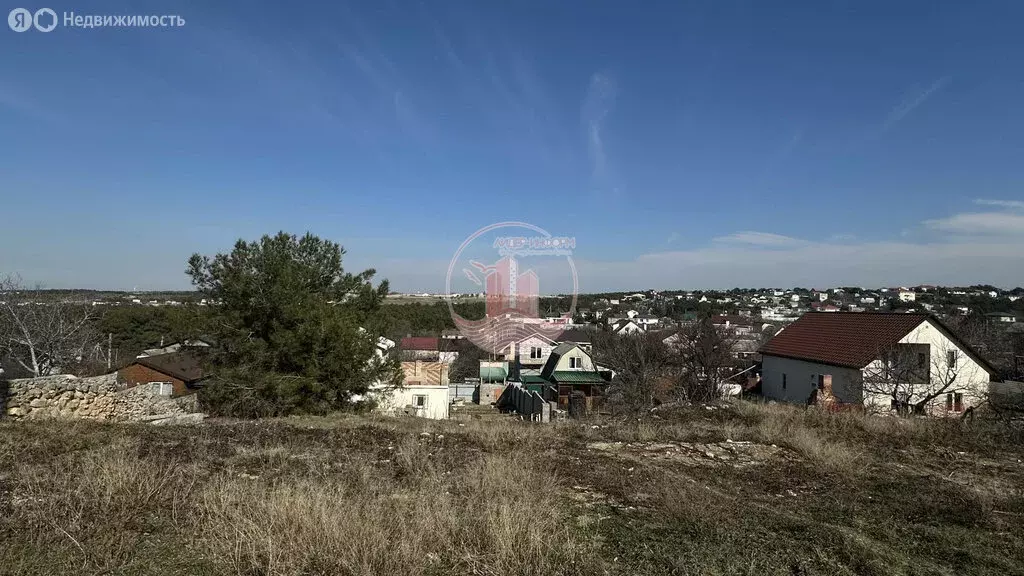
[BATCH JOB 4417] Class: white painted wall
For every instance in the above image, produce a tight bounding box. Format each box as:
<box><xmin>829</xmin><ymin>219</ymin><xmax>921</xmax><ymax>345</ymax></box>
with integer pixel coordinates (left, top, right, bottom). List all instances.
<box><xmin>761</xmin><ymin>355</ymin><xmax>863</xmax><ymax>405</ymax></box>
<box><xmin>375</xmin><ymin>385</ymin><xmax>449</xmax><ymax>419</ymax></box>
<box><xmin>614</xmin><ymin>320</ymin><xmax>643</xmax><ymax>335</ymax></box>
<box><xmin>514</xmin><ymin>335</ymin><xmax>555</xmax><ymax>366</ymax></box>
<box><xmin>763</xmin><ymin>318</ymin><xmax>992</xmax><ymax>415</ymax></box>
<box><xmin>862</xmin><ymin>319</ymin><xmax>992</xmax><ymax>414</ymax></box>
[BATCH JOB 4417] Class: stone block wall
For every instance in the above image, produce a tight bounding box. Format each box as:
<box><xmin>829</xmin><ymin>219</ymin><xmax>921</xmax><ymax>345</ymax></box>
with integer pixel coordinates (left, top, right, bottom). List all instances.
<box><xmin>2</xmin><ymin>373</ymin><xmax>201</xmax><ymax>422</ymax></box>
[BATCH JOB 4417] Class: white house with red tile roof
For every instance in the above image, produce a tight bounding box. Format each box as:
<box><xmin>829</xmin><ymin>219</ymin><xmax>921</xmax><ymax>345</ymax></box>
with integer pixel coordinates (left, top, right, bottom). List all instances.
<box><xmin>759</xmin><ymin>312</ymin><xmax>997</xmax><ymax>415</ymax></box>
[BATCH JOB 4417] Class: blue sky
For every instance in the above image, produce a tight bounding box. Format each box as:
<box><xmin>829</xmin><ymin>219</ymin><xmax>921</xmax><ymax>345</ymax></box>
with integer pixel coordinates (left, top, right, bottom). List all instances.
<box><xmin>2</xmin><ymin>0</ymin><xmax>1023</xmax><ymax>292</ymax></box>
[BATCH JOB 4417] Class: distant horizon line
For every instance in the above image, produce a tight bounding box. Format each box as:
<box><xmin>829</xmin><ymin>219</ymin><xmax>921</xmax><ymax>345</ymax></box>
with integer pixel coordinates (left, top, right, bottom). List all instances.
<box><xmin>4</xmin><ymin>284</ymin><xmax>1021</xmax><ymax>295</ymax></box>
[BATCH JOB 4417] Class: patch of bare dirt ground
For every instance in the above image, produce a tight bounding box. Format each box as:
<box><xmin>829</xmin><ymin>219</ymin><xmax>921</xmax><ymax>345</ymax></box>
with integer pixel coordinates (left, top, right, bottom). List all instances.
<box><xmin>1</xmin><ymin>402</ymin><xmax>1023</xmax><ymax>575</ymax></box>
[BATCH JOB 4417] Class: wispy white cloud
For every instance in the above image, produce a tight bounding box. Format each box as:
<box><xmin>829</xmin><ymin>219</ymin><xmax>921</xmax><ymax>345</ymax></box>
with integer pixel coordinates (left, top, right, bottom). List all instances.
<box><xmin>379</xmin><ymin>233</ymin><xmax>1024</xmax><ymax>293</ymax></box>
<box><xmin>828</xmin><ymin>233</ymin><xmax>857</xmax><ymax>243</ymax></box>
<box><xmin>712</xmin><ymin>231</ymin><xmax>807</xmax><ymax>247</ymax></box>
<box><xmin>392</xmin><ymin>89</ymin><xmax>433</xmax><ymax>141</ymax></box>
<box><xmin>882</xmin><ymin>76</ymin><xmax>951</xmax><ymax>132</ymax></box>
<box><xmin>418</xmin><ymin>4</ymin><xmax>572</xmax><ymax>167</ymax></box>
<box><xmin>336</xmin><ymin>41</ymin><xmax>434</xmax><ymax>141</ymax></box>
<box><xmin>975</xmin><ymin>199</ymin><xmax>1024</xmax><ymax>210</ymax></box>
<box><xmin>187</xmin><ymin>27</ymin><xmax>357</xmax><ymax>131</ymax></box>
<box><xmin>924</xmin><ymin>212</ymin><xmax>1024</xmax><ymax>235</ymax></box>
<box><xmin>582</xmin><ymin>72</ymin><xmax>617</xmax><ymax>191</ymax></box>
<box><xmin>376</xmin><ymin>204</ymin><xmax>1024</xmax><ymax>292</ymax></box>
<box><xmin>570</xmin><ymin>237</ymin><xmax>1024</xmax><ymax>291</ymax></box>
<box><xmin>666</xmin><ymin>232</ymin><xmax>680</xmax><ymax>244</ymax></box>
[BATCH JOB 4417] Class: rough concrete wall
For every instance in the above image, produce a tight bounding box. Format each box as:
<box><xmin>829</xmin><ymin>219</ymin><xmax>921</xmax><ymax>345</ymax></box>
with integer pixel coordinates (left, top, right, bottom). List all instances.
<box><xmin>478</xmin><ymin>383</ymin><xmax>505</xmax><ymax>405</ymax></box>
<box><xmin>2</xmin><ymin>373</ymin><xmax>200</xmax><ymax>422</ymax></box>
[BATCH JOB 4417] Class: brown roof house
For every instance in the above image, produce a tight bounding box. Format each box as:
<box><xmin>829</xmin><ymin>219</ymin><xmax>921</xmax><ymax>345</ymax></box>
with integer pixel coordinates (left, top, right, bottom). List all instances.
<box><xmin>117</xmin><ymin>352</ymin><xmax>206</xmax><ymax>397</ymax></box>
<box><xmin>759</xmin><ymin>312</ymin><xmax>998</xmax><ymax>415</ymax></box>
<box><xmin>400</xmin><ymin>337</ymin><xmax>459</xmax><ymax>363</ymax></box>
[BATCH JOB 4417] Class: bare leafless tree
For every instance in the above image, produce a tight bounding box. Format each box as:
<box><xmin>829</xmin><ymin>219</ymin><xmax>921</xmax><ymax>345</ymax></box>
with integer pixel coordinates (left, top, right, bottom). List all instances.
<box><xmin>862</xmin><ymin>343</ymin><xmax>928</xmax><ymax>415</ymax></box>
<box><xmin>946</xmin><ymin>314</ymin><xmax>1014</xmax><ymax>379</ymax></box>
<box><xmin>862</xmin><ymin>338</ymin><xmax>987</xmax><ymax>416</ymax></box>
<box><xmin>988</xmin><ymin>381</ymin><xmax>1024</xmax><ymax>426</ymax></box>
<box><xmin>592</xmin><ymin>330</ymin><xmax>671</xmax><ymax>413</ymax></box>
<box><xmin>666</xmin><ymin>317</ymin><xmax>737</xmax><ymax>403</ymax></box>
<box><xmin>591</xmin><ymin>317</ymin><xmax>740</xmax><ymax>413</ymax></box>
<box><xmin>0</xmin><ymin>275</ymin><xmax>98</xmax><ymax>377</ymax></box>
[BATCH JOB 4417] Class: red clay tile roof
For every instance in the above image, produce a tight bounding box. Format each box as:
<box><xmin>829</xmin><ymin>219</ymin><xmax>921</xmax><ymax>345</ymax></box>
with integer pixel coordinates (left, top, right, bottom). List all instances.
<box><xmin>400</xmin><ymin>337</ymin><xmax>440</xmax><ymax>351</ymax></box>
<box><xmin>759</xmin><ymin>312</ymin><xmax>929</xmax><ymax>369</ymax></box>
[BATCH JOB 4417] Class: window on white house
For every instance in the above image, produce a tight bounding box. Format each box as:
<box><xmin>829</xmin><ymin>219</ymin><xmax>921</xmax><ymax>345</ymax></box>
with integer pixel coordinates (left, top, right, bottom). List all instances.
<box><xmin>569</xmin><ymin>357</ymin><xmax>581</xmax><ymax>368</ymax></box>
<box><xmin>412</xmin><ymin>395</ymin><xmax>427</xmax><ymax>408</ymax></box>
<box><xmin>947</xmin><ymin>350</ymin><xmax>957</xmax><ymax>369</ymax></box>
<box><xmin>891</xmin><ymin>399</ymin><xmax>917</xmax><ymax>413</ymax></box>
<box><xmin>946</xmin><ymin>392</ymin><xmax>964</xmax><ymax>412</ymax></box>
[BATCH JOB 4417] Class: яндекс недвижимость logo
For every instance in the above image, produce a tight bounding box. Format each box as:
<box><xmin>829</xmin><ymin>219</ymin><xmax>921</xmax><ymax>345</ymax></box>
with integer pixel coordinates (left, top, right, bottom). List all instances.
<box><xmin>8</xmin><ymin>8</ymin><xmax>57</xmax><ymax>32</ymax></box>
<box><xmin>8</xmin><ymin>8</ymin><xmax>185</xmax><ymax>32</ymax></box>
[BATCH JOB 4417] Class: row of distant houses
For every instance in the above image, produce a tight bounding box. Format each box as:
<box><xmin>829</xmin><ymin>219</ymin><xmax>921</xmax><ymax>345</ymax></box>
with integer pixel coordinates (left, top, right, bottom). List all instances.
<box><xmin>391</xmin><ymin>329</ymin><xmax>611</xmax><ymax>414</ymax></box>
<box><xmin>106</xmin><ymin>310</ymin><xmax>1019</xmax><ymax>422</ymax></box>
<box><xmin>388</xmin><ymin>311</ymin><xmax>1019</xmax><ymax>420</ymax></box>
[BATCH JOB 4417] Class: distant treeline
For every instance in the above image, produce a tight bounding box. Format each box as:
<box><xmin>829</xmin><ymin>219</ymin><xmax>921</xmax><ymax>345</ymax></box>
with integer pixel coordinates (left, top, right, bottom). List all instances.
<box><xmin>18</xmin><ymin>288</ymin><xmax>1024</xmax><ymax>365</ymax></box>
<box><xmin>89</xmin><ymin>295</ymin><xmax>734</xmax><ymax>360</ymax></box>
<box><xmin>0</xmin><ymin>289</ymin><xmax>200</xmax><ymax>302</ymax></box>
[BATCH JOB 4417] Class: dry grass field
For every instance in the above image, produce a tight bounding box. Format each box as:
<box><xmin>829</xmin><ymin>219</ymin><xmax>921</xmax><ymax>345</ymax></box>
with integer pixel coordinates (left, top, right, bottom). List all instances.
<box><xmin>1</xmin><ymin>401</ymin><xmax>1023</xmax><ymax>575</ymax></box>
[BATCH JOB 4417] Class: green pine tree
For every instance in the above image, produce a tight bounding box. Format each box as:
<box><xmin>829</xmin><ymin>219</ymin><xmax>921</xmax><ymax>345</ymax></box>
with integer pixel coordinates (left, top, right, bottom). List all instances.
<box><xmin>186</xmin><ymin>232</ymin><xmax>402</xmax><ymax>417</ymax></box>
